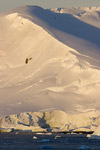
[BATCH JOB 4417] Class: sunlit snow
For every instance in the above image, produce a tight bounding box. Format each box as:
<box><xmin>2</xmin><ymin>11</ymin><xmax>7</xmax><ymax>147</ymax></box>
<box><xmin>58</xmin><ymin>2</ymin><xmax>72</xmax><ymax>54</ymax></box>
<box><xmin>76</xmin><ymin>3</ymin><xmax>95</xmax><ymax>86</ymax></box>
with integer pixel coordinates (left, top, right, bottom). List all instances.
<box><xmin>0</xmin><ymin>6</ymin><xmax>100</xmax><ymax>135</ymax></box>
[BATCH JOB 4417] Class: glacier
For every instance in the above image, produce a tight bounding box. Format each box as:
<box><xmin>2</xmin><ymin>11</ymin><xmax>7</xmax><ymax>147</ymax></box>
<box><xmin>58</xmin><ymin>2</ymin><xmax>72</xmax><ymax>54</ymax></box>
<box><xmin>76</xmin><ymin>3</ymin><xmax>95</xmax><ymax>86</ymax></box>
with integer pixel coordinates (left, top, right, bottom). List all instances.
<box><xmin>0</xmin><ymin>6</ymin><xmax>100</xmax><ymax>134</ymax></box>
<box><xmin>0</xmin><ymin>109</ymin><xmax>100</xmax><ymax>133</ymax></box>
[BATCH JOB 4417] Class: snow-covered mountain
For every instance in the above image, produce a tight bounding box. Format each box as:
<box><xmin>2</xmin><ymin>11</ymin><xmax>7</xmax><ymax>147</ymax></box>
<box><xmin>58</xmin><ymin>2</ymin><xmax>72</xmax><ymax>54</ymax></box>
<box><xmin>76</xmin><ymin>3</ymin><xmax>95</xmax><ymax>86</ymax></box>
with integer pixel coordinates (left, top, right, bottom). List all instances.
<box><xmin>1</xmin><ymin>110</ymin><xmax>100</xmax><ymax>132</ymax></box>
<box><xmin>2</xmin><ymin>109</ymin><xmax>100</xmax><ymax>132</ymax></box>
<box><xmin>0</xmin><ymin>6</ymin><xmax>100</xmax><ymax>132</ymax></box>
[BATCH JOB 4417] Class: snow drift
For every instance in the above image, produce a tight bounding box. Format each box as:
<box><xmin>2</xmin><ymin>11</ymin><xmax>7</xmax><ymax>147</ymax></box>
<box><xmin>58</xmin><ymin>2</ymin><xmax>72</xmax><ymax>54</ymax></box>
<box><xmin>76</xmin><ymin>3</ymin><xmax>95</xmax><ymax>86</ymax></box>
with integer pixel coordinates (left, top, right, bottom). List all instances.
<box><xmin>0</xmin><ymin>6</ymin><xmax>100</xmax><ymax>133</ymax></box>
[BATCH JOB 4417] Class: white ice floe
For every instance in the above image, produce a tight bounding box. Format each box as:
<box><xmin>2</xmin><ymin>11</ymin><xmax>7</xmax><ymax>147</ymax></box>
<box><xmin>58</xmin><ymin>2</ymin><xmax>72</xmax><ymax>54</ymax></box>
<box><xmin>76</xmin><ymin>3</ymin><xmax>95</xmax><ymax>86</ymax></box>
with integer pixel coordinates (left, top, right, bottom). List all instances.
<box><xmin>33</xmin><ymin>136</ymin><xmax>37</xmax><ymax>139</ymax></box>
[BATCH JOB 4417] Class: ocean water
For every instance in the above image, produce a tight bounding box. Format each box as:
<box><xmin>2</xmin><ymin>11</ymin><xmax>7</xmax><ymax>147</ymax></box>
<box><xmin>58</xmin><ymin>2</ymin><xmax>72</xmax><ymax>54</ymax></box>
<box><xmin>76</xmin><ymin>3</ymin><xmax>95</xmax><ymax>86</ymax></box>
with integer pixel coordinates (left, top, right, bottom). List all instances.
<box><xmin>0</xmin><ymin>132</ymin><xmax>100</xmax><ymax>150</ymax></box>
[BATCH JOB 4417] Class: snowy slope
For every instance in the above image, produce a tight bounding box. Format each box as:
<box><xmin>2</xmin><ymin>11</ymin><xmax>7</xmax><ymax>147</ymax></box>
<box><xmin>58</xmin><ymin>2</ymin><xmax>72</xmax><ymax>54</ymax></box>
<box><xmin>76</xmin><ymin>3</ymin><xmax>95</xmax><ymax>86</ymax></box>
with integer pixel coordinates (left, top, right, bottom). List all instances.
<box><xmin>52</xmin><ymin>7</ymin><xmax>100</xmax><ymax>29</ymax></box>
<box><xmin>0</xmin><ymin>6</ymin><xmax>100</xmax><ymax>124</ymax></box>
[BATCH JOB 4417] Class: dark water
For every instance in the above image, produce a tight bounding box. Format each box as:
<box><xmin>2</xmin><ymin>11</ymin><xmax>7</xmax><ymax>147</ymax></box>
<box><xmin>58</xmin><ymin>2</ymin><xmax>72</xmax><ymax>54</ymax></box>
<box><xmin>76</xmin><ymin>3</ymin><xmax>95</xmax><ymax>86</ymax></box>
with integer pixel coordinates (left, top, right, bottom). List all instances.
<box><xmin>0</xmin><ymin>132</ymin><xmax>100</xmax><ymax>150</ymax></box>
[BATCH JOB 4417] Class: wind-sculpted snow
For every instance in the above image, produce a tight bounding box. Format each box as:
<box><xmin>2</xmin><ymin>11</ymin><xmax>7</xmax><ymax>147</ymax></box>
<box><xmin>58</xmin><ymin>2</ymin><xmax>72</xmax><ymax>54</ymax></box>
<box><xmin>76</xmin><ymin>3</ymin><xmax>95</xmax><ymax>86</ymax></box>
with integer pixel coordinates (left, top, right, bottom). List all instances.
<box><xmin>0</xmin><ymin>6</ymin><xmax>100</xmax><ymax>120</ymax></box>
<box><xmin>51</xmin><ymin>7</ymin><xmax>100</xmax><ymax>28</ymax></box>
<box><xmin>16</xmin><ymin>6</ymin><xmax>100</xmax><ymax>59</ymax></box>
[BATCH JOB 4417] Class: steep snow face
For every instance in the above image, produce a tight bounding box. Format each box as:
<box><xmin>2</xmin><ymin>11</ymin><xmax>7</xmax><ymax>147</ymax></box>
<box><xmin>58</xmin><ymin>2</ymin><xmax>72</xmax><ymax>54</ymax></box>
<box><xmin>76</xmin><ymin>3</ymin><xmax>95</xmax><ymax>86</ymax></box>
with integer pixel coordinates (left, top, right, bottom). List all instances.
<box><xmin>0</xmin><ymin>6</ymin><xmax>100</xmax><ymax>118</ymax></box>
<box><xmin>51</xmin><ymin>7</ymin><xmax>100</xmax><ymax>29</ymax></box>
